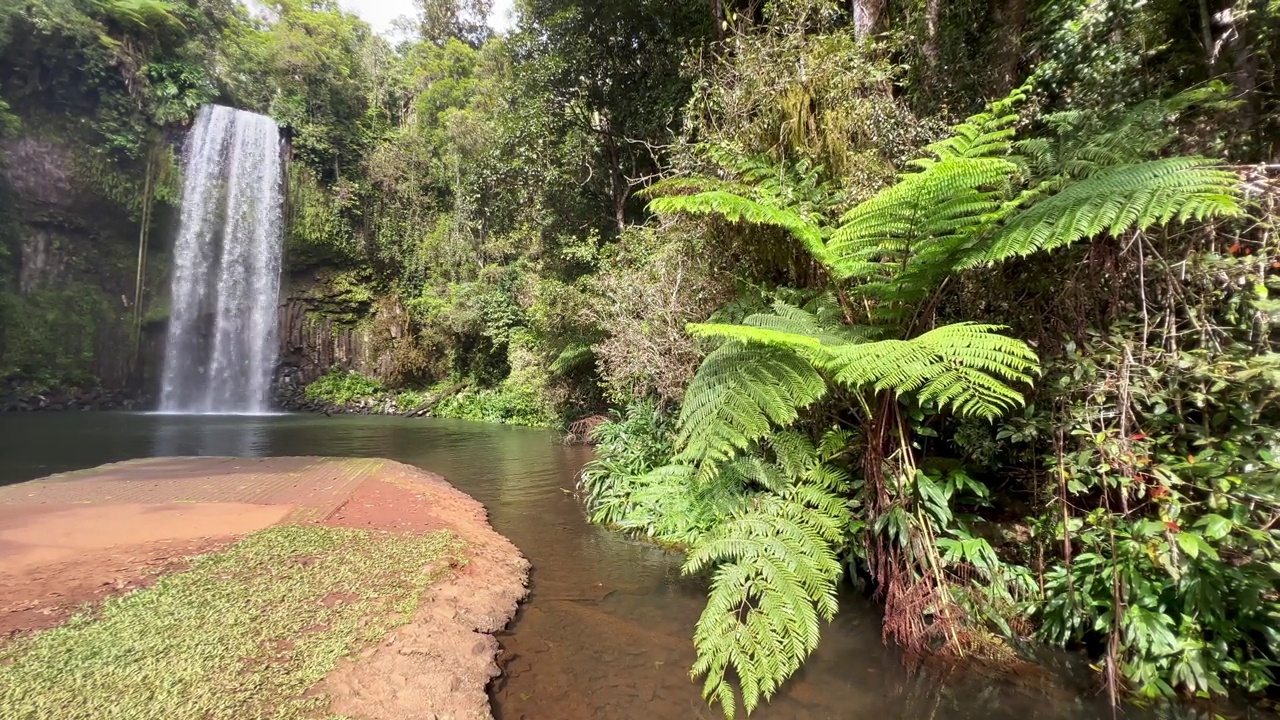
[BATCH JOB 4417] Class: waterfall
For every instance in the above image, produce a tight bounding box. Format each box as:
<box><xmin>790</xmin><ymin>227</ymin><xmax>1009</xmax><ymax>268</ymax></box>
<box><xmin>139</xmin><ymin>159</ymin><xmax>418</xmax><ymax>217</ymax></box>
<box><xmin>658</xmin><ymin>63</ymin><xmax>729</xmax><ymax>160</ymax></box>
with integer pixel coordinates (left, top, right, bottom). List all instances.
<box><xmin>159</xmin><ymin>105</ymin><xmax>284</xmax><ymax>414</ymax></box>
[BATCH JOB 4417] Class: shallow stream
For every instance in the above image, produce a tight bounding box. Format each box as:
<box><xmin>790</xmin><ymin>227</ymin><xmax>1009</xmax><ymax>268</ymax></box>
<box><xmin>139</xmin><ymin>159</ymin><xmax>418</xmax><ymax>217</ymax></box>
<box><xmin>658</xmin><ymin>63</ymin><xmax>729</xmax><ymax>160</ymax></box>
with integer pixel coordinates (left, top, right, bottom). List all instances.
<box><xmin>0</xmin><ymin>413</ymin><xmax>1211</xmax><ymax>719</ymax></box>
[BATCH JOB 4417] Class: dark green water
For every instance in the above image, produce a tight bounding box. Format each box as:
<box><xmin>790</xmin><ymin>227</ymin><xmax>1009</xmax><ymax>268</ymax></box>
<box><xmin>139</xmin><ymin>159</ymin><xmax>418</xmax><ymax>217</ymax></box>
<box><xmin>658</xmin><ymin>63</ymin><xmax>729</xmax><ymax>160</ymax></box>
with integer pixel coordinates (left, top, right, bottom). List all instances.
<box><xmin>0</xmin><ymin>413</ymin><xmax>1194</xmax><ymax>719</ymax></box>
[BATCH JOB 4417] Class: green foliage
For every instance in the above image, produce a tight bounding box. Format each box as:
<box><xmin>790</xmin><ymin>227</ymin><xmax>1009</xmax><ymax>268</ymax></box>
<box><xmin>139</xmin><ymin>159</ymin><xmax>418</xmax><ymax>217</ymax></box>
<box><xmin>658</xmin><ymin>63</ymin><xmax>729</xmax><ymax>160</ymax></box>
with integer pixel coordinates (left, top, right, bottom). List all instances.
<box><xmin>304</xmin><ymin>367</ymin><xmax>385</xmax><ymax>406</ymax></box>
<box><xmin>674</xmin><ymin>338</ymin><xmax>827</xmax><ymax>468</ymax></box>
<box><xmin>680</xmin><ymin>4</ymin><xmax>933</xmax><ymax>188</ymax></box>
<box><xmin>0</xmin><ymin>287</ymin><xmax>115</xmax><ymax>387</ymax></box>
<box><xmin>640</xmin><ymin>84</ymin><xmax>1250</xmax><ymax>715</ymax></box>
<box><xmin>965</xmin><ymin>158</ymin><xmax>1243</xmax><ymax>267</ymax></box>
<box><xmin>91</xmin><ymin>0</ymin><xmax>184</xmax><ymax>32</ymax></box>
<box><xmin>990</xmin><ymin>333</ymin><xmax>1280</xmax><ymax>698</ymax></box>
<box><xmin>221</xmin><ymin>0</ymin><xmax>376</xmax><ymax>177</ymax></box>
<box><xmin>578</xmin><ymin>401</ymin><xmax>680</xmax><ymax>527</ymax></box>
<box><xmin>678</xmin><ymin>318</ymin><xmax>1037</xmax><ymax>469</ymax></box>
<box><xmin>587</xmin><ymin>225</ymin><xmax>734</xmax><ymax>405</ymax></box>
<box><xmin>433</xmin><ymin>380</ymin><xmax>555</xmax><ymax>427</ymax></box>
<box><xmin>142</xmin><ymin>60</ymin><xmax>216</xmax><ymax>125</ymax></box>
<box><xmin>685</xmin><ymin>431</ymin><xmax>850</xmax><ymax>717</ymax></box>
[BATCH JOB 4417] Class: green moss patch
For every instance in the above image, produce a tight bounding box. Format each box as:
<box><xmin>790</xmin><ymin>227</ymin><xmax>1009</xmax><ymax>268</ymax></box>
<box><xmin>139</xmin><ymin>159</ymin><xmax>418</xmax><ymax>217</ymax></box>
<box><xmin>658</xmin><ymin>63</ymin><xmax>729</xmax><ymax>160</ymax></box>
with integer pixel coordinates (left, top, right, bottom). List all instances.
<box><xmin>0</xmin><ymin>525</ymin><xmax>467</xmax><ymax>720</ymax></box>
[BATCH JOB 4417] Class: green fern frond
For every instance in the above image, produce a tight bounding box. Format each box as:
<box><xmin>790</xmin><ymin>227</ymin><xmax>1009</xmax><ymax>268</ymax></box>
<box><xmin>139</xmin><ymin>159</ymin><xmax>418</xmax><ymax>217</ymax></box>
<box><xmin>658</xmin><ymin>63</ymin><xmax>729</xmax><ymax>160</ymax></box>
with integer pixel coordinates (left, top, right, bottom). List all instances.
<box><xmin>741</xmin><ymin>302</ymin><xmax>872</xmax><ymax>345</ymax></box>
<box><xmin>687</xmin><ymin>320</ymin><xmax>1038</xmax><ymax>422</ymax></box>
<box><xmin>920</xmin><ymin>87</ymin><xmax>1023</xmax><ymax>161</ymax></box>
<box><xmin>649</xmin><ymin>191</ymin><xmax>832</xmax><ymax>267</ymax></box>
<box><xmin>685</xmin><ymin>451</ymin><xmax>848</xmax><ymax>717</ymax></box>
<box><xmin>823</xmin><ymin>323</ymin><xmax>1038</xmax><ymax>418</ymax></box>
<box><xmin>675</xmin><ymin>340</ymin><xmax>828</xmax><ymax>468</ymax></box>
<box><xmin>550</xmin><ymin>343</ymin><xmax>594</xmax><ymax>375</ymax></box>
<box><xmin>620</xmin><ymin>464</ymin><xmax>749</xmax><ymax>545</ymax></box>
<box><xmin>643</xmin><ymin>175</ymin><xmax>755</xmax><ymax>199</ymax></box>
<box><xmin>827</xmin><ymin>156</ymin><xmax>1015</xmax><ymax>283</ymax></box>
<box><xmin>963</xmin><ymin>158</ymin><xmax>1243</xmax><ymax>267</ymax></box>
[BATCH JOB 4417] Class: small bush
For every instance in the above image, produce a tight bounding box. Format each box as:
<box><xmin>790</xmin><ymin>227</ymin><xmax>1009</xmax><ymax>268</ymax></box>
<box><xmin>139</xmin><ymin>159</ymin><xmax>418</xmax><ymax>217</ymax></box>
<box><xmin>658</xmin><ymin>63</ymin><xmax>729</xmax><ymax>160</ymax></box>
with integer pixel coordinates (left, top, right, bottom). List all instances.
<box><xmin>433</xmin><ymin>382</ymin><xmax>555</xmax><ymax>427</ymax></box>
<box><xmin>304</xmin><ymin>368</ymin><xmax>385</xmax><ymax>406</ymax></box>
<box><xmin>576</xmin><ymin>400</ymin><xmax>707</xmax><ymax>542</ymax></box>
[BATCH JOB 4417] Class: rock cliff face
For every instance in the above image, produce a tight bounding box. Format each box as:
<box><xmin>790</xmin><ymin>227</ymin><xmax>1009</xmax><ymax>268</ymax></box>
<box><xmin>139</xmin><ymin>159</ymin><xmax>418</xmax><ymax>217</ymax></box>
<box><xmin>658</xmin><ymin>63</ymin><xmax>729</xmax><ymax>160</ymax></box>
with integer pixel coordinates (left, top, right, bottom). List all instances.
<box><xmin>276</xmin><ymin>272</ymin><xmax>414</xmax><ymax>388</ymax></box>
<box><xmin>277</xmin><ymin>285</ymin><xmax>376</xmax><ymax>388</ymax></box>
<box><xmin>0</xmin><ymin>134</ymin><xmax>169</xmax><ymax>400</ymax></box>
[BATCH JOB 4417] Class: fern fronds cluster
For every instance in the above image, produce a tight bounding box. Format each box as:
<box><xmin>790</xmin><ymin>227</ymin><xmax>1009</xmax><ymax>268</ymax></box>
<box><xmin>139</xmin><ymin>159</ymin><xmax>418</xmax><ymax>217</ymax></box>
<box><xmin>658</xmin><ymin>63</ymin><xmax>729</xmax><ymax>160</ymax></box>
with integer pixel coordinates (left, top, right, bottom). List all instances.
<box><xmin>963</xmin><ymin>158</ymin><xmax>1243</xmax><ymax>266</ymax></box>
<box><xmin>638</xmin><ymin>85</ymin><xmax>1247</xmax><ymax>719</ymax></box>
<box><xmin>683</xmin><ymin>432</ymin><xmax>850</xmax><ymax>717</ymax></box>
<box><xmin>675</xmin><ymin>340</ymin><xmax>827</xmax><ymax>468</ymax></box>
<box><xmin>677</xmin><ymin>312</ymin><xmax>1037</xmax><ymax>469</ymax></box>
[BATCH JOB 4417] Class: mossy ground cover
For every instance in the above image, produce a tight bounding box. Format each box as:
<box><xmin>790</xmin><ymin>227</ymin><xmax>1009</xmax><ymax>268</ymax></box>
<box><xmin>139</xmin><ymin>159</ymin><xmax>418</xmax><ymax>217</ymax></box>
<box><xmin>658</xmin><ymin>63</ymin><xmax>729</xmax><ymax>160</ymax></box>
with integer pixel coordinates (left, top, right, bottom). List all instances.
<box><xmin>0</xmin><ymin>525</ymin><xmax>466</xmax><ymax>720</ymax></box>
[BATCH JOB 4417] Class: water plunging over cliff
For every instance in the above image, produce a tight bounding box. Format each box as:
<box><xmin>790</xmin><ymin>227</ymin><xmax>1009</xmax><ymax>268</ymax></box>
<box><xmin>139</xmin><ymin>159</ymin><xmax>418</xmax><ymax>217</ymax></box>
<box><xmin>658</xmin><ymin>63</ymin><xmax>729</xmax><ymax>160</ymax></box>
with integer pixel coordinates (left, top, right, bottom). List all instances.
<box><xmin>159</xmin><ymin>105</ymin><xmax>284</xmax><ymax>414</ymax></box>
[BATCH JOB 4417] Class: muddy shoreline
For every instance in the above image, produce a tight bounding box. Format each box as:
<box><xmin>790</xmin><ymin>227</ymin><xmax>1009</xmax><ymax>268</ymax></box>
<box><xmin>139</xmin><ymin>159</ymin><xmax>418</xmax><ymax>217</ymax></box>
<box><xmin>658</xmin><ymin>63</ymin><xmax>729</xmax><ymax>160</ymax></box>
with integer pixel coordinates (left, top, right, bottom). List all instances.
<box><xmin>321</xmin><ymin>463</ymin><xmax>531</xmax><ymax>720</ymax></box>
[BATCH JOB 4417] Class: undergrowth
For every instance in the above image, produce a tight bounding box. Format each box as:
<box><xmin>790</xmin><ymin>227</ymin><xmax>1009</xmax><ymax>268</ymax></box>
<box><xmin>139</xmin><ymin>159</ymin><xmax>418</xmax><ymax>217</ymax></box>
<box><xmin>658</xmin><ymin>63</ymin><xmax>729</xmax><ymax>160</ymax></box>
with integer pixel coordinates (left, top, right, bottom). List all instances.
<box><xmin>302</xmin><ymin>369</ymin><xmax>556</xmax><ymax>428</ymax></box>
<box><xmin>432</xmin><ymin>381</ymin><xmax>556</xmax><ymax>428</ymax></box>
<box><xmin>304</xmin><ymin>368</ymin><xmax>385</xmax><ymax>406</ymax></box>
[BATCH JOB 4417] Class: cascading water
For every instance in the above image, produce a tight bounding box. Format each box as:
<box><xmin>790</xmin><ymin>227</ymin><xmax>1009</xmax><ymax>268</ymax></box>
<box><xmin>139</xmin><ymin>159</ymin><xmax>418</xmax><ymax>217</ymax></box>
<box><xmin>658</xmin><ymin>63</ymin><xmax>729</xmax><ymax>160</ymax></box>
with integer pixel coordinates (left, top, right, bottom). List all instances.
<box><xmin>159</xmin><ymin>105</ymin><xmax>284</xmax><ymax>414</ymax></box>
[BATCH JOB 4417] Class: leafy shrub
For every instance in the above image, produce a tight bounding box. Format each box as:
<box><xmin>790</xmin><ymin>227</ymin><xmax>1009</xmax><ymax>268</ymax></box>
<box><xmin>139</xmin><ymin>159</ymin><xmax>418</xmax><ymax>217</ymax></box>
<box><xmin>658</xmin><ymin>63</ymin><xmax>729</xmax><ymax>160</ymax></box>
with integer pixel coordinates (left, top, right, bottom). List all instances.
<box><xmin>588</xmin><ymin>226</ymin><xmax>734</xmax><ymax>405</ymax></box>
<box><xmin>304</xmin><ymin>368</ymin><xmax>384</xmax><ymax>406</ymax></box>
<box><xmin>996</xmin><ymin>333</ymin><xmax>1280</xmax><ymax>698</ymax></box>
<box><xmin>578</xmin><ymin>400</ymin><xmax>680</xmax><ymax>531</ymax></box>
<box><xmin>433</xmin><ymin>381</ymin><xmax>555</xmax><ymax>427</ymax></box>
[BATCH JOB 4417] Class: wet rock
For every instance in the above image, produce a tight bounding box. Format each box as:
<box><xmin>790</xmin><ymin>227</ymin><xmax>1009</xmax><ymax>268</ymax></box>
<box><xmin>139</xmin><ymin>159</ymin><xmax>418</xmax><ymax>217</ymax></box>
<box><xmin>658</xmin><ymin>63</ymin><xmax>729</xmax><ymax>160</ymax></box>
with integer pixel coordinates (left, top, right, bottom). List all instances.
<box><xmin>0</xmin><ymin>379</ymin><xmax>149</xmax><ymax>413</ymax></box>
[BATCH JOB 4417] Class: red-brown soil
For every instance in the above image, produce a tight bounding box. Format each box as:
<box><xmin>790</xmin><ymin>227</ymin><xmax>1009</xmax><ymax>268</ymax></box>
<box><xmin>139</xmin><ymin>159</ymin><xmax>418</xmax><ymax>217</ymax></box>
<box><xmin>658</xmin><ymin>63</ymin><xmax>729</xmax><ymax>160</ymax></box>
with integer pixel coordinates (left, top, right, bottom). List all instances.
<box><xmin>0</xmin><ymin>535</ymin><xmax>239</xmax><ymax>638</ymax></box>
<box><xmin>0</xmin><ymin>502</ymin><xmax>293</xmax><ymax>572</ymax></box>
<box><xmin>319</xmin><ymin>465</ymin><xmax>530</xmax><ymax>720</ymax></box>
<box><xmin>0</xmin><ymin>502</ymin><xmax>291</xmax><ymax>638</ymax></box>
<box><xmin>0</xmin><ymin>457</ymin><xmax>530</xmax><ymax>720</ymax></box>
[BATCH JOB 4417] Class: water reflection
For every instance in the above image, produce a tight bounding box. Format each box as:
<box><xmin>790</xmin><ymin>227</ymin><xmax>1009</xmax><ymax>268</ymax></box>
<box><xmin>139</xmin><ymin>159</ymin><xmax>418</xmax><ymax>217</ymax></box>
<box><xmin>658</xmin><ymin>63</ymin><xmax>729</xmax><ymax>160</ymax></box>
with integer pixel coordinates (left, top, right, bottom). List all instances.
<box><xmin>151</xmin><ymin>415</ymin><xmax>271</xmax><ymax>457</ymax></box>
<box><xmin>0</xmin><ymin>414</ymin><xmax>1268</xmax><ymax>720</ymax></box>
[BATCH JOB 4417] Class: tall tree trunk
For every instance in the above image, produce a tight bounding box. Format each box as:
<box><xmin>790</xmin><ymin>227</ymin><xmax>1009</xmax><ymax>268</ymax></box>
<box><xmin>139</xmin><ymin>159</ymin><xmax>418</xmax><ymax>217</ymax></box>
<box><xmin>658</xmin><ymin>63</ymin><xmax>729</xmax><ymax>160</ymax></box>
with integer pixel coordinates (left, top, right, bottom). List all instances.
<box><xmin>852</xmin><ymin>0</ymin><xmax>885</xmax><ymax>41</ymax></box>
<box><xmin>1213</xmin><ymin>1</ymin><xmax>1261</xmax><ymax>149</ymax></box>
<box><xmin>924</xmin><ymin>0</ymin><xmax>942</xmax><ymax>69</ymax></box>
<box><xmin>994</xmin><ymin>0</ymin><xmax>1028</xmax><ymax>94</ymax></box>
<box><xmin>1199</xmin><ymin>0</ymin><xmax>1217</xmax><ymax>70</ymax></box>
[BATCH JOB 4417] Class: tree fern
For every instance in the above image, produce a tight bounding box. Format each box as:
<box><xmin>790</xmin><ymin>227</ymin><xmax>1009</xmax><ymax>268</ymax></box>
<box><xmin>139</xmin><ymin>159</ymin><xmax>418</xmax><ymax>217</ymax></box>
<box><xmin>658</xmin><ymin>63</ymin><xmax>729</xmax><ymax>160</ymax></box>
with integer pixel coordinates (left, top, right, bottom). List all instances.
<box><xmin>642</xmin><ymin>86</ymin><xmax>1246</xmax><ymax>719</ymax></box>
<box><xmin>963</xmin><ymin>158</ymin><xmax>1243</xmax><ymax>267</ymax></box>
<box><xmin>684</xmin><ymin>432</ymin><xmax>850</xmax><ymax>717</ymax></box>
<box><xmin>676</xmin><ymin>340</ymin><xmax>828</xmax><ymax>468</ymax></box>
<box><xmin>677</xmin><ymin>316</ymin><xmax>1037</xmax><ymax>469</ymax></box>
